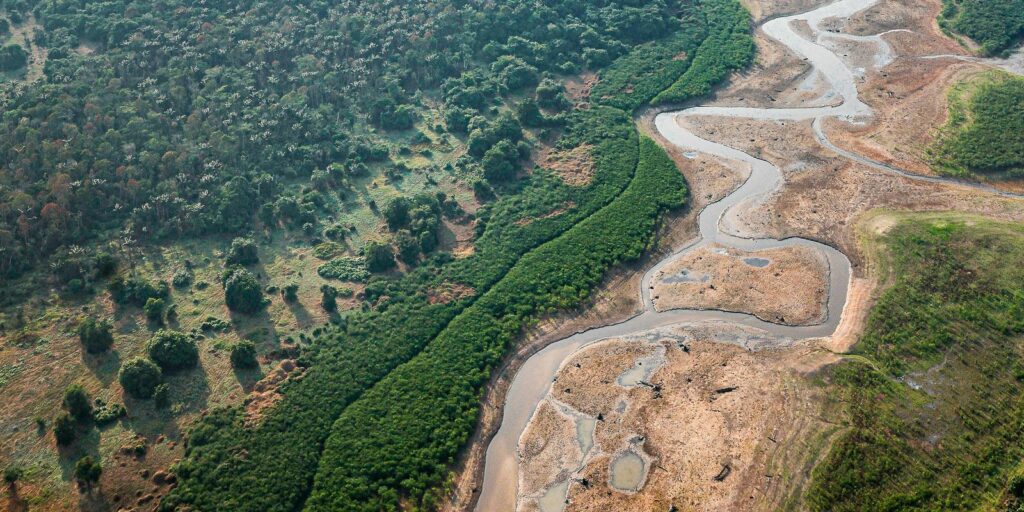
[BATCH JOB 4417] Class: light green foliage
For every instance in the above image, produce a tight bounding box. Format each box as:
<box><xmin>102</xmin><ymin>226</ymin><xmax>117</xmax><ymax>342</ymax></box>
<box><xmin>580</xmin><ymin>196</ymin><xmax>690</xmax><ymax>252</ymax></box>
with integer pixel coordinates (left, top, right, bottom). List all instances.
<box><xmin>931</xmin><ymin>71</ymin><xmax>1024</xmax><ymax>180</ymax></box>
<box><xmin>806</xmin><ymin>218</ymin><xmax>1024</xmax><ymax>511</ymax></box>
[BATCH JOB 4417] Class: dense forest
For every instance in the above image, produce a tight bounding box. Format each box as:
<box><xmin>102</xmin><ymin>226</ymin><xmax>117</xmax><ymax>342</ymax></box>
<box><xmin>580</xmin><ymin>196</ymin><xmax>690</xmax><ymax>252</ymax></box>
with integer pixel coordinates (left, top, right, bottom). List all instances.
<box><xmin>940</xmin><ymin>0</ymin><xmax>1024</xmax><ymax>56</ymax></box>
<box><xmin>154</xmin><ymin>0</ymin><xmax>752</xmax><ymax>511</ymax></box>
<box><xmin>806</xmin><ymin>217</ymin><xmax>1024</xmax><ymax>511</ymax></box>
<box><xmin>0</xmin><ymin>0</ymin><xmax>752</xmax><ymax>508</ymax></box>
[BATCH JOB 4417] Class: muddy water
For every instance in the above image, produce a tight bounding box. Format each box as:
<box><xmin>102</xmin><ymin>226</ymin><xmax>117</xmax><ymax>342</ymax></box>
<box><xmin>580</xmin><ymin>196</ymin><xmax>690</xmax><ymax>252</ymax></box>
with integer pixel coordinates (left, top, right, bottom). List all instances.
<box><xmin>475</xmin><ymin>0</ymin><xmax>1020</xmax><ymax>510</ymax></box>
<box><xmin>609</xmin><ymin>451</ymin><xmax>647</xmax><ymax>492</ymax></box>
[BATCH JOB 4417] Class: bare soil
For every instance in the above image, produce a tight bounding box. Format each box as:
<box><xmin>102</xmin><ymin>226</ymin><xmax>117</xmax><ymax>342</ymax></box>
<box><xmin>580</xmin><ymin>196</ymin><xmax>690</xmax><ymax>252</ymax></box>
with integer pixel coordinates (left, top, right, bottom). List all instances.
<box><xmin>652</xmin><ymin>244</ymin><xmax>829</xmax><ymax>325</ymax></box>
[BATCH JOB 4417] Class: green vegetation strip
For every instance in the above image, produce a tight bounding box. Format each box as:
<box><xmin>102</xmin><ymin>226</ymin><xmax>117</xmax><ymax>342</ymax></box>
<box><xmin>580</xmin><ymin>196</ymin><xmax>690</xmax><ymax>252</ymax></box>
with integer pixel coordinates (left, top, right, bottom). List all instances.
<box><xmin>930</xmin><ymin>71</ymin><xmax>1024</xmax><ymax>180</ymax></box>
<box><xmin>806</xmin><ymin>216</ymin><xmax>1024</xmax><ymax>511</ymax></box>
<box><xmin>306</xmin><ymin>137</ymin><xmax>686</xmax><ymax>510</ymax></box>
<box><xmin>163</xmin><ymin>1</ymin><xmax>753</xmax><ymax>510</ymax></box>
<box><xmin>939</xmin><ymin>0</ymin><xmax>1024</xmax><ymax>56</ymax></box>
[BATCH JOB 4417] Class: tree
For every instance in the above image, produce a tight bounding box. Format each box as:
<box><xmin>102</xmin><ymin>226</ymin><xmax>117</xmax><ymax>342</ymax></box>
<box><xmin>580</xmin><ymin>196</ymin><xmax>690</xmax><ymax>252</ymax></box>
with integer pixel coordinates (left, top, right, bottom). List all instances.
<box><xmin>119</xmin><ymin>358</ymin><xmax>162</xmax><ymax>399</ymax></box>
<box><xmin>53</xmin><ymin>413</ymin><xmax>77</xmax><ymax>446</ymax></box>
<box><xmin>153</xmin><ymin>383</ymin><xmax>170</xmax><ymax>408</ymax></box>
<box><xmin>320</xmin><ymin>285</ymin><xmax>339</xmax><ymax>312</ymax></box>
<box><xmin>395</xmin><ymin>230</ymin><xmax>420</xmax><ymax>263</ymax></box>
<box><xmin>230</xmin><ymin>341</ymin><xmax>259</xmax><ymax>369</ymax></box>
<box><xmin>226</xmin><ymin>237</ymin><xmax>259</xmax><ymax>266</ymax></box>
<box><xmin>144</xmin><ymin>297</ymin><xmax>165</xmax><ymax>324</ymax></box>
<box><xmin>364</xmin><ymin>242</ymin><xmax>395</xmax><ymax>272</ymax></box>
<box><xmin>78</xmin><ymin>317</ymin><xmax>114</xmax><ymax>354</ymax></box>
<box><xmin>0</xmin><ymin>43</ymin><xmax>27</xmax><ymax>71</ymax></box>
<box><xmin>223</xmin><ymin>268</ymin><xmax>265</xmax><ymax>314</ymax></box>
<box><xmin>3</xmin><ymin>466</ymin><xmax>21</xmax><ymax>485</ymax></box>
<box><xmin>482</xmin><ymin>140</ymin><xmax>519</xmax><ymax>182</ymax></box>
<box><xmin>282</xmin><ymin>283</ymin><xmax>299</xmax><ymax>303</ymax></box>
<box><xmin>147</xmin><ymin>330</ymin><xmax>198</xmax><ymax>372</ymax></box>
<box><xmin>63</xmin><ymin>384</ymin><xmax>93</xmax><ymax>422</ymax></box>
<box><xmin>73</xmin><ymin>456</ymin><xmax>102</xmax><ymax>492</ymax></box>
<box><xmin>382</xmin><ymin>197</ymin><xmax>411</xmax><ymax>230</ymax></box>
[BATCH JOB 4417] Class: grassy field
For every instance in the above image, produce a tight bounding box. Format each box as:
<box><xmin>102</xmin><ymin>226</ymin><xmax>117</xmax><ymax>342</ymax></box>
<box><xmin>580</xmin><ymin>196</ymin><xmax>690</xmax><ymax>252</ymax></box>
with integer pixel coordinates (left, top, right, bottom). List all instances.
<box><xmin>930</xmin><ymin>71</ymin><xmax>1024</xmax><ymax>181</ymax></box>
<box><xmin>806</xmin><ymin>212</ymin><xmax>1024</xmax><ymax>511</ymax></box>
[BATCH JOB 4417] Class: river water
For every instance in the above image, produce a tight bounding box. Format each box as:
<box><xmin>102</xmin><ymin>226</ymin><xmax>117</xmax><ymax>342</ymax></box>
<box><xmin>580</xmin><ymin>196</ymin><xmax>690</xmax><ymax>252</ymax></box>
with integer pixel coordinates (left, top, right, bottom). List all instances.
<box><xmin>475</xmin><ymin>0</ymin><xmax>1021</xmax><ymax>510</ymax></box>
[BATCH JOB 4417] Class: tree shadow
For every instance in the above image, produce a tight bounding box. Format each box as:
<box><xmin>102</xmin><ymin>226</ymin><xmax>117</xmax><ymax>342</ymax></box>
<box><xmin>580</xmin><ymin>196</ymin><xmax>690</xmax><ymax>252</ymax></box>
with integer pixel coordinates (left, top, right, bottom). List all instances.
<box><xmin>81</xmin><ymin>349</ymin><xmax>121</xmax><ymax>387</ymax></box>
<box><xmin>233</xmin><ymin>365</ymin><xmax>265</xmax><ymax>394</ymax></box>
<box><xmin>285</xmin><ymin>299</ymin><xmax>315</xmax><ymax>331</ymax></box>
<box><xmin>5</xmin><ymin>483</ymin><xmax>28</xmax><ymax>512</ymax></box>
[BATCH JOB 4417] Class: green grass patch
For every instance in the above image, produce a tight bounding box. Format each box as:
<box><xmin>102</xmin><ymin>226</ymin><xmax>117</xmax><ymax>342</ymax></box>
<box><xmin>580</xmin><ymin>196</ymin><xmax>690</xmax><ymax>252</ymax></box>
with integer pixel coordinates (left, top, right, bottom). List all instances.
<box><xmin>806</xmin><ymin>215</ymin><xmax>1024</xmax><ymax>511</ymax></box>
<box><xmin>930</xmin><ymin>71</ymin><xmax>1024</xmax><ymax>180</ymax></box>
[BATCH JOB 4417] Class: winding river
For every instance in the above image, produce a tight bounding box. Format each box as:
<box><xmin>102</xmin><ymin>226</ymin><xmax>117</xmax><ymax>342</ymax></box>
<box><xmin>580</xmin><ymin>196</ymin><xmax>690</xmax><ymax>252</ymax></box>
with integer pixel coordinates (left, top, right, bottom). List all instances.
<box><xmin>475</xmin><ymin>0</ymin><xmax>1023</xmax><ymax>510</ymax></box>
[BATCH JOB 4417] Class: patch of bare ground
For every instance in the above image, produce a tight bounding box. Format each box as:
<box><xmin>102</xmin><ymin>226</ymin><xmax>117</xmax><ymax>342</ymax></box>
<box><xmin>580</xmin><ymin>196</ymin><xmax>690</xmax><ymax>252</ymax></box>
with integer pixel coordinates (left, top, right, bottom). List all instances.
<box><xmin>517</xmin><ymin>327</ymin><xmax>839</xmax><ymax>512</ymax></box>
<box><xmin>739</xmin><ymin>0</ymin><xmax>825</xmax><ymax>22</ymax></box>
<box><xmin>439</xmin><ymin>218</ymin><xmax>477</xmax><ymax>259</ymax></box>
<box><xmin>708</xmin><ymin>29</ymin><xmax>831</xmax><ymax>109</ymax></box>
<box><xmin>515</xmin><ymin>202</ymin><xmax>575</xmax><ymax>227</ymax></box>
<box><xmin>677</xmin><ymin>114</ymin><xmax>1024</xmax><ymax>268</ymax></box>
<box><xmin>243</xmin><ymin>359</ymin><xmax>302</xmax><ymax>427</ymax></box>
<box><xmin>652</xmin><ymin>244</ymin><xmax>829</xmax><ymax>325</ymax></box>
<box><xmin>441</xmin><ymin>122</ymin><xmax>750</xmax><ymax>512</ymax></box>
<box><xmin>427</xmin><ymin>282</ymin><xmax>476</xmax><ymax>305</ymax></box>
<box><xmin>564</xmin><ymin>72</ymin><xmax>598</xmax><ymax>108</ymax></box>
<box><xmin>539</xmin><ymin>144</ymin><xmax>596</xmax><ymax>186</ymax></box>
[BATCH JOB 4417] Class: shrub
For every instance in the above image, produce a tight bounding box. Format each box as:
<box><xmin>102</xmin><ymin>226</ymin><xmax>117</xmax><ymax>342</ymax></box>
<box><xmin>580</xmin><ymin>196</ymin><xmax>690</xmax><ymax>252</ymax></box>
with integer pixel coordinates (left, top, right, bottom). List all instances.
<box><xmin>53</xmin><ymin>413</ymin><xmax>77</xmax><ymax>446</ymax></box>
<box><xmin>223</xmin><ymin>268</ymin><xmax>266</xmax><ymax>314</ymax></box>
<box><xmin>78</xmin><ymin>317</ymin><xmax>114</xmax><ymax>354</ymax></box>
<box><xmin>230</xmin><ymin>341</ymin><xmax>259</xmax><ymax>369</ymax></box>
<box><xmin>153</xmin><ymin>384</ymin><xmax>170</xmax><ymax>409</ymax></box>
<box><xmin>144</xmin><ymin>297</ymin><xmax>165</xmax><ymax>323</ymax></box>
<box><xmin>147</xmin><ymin>330</ymin><xmax>199</xmax><ymax>372</ymax></box>
<box><xmin>119</xmin><ymin>358</ymin><xmax>162</xmax><ymax>399</ymax></box>
<box><xmin>3</xmin><ymin>466</ymin><xmax>21</xmax><ymax>485</ymax></box>
<box><xmin>317</xmin><ymin>257</ymin><xmax>371</xmax><ymax>282</ymax></box>
<box><xmin>73</xmin><ymin>456</ymin><xmax>102</xmax><ymax>491</ymax></box>
<box><xmin>172</xmin><ymin>268</ymin><xmax>193</xmax><ymax>288</ymax></box>
<box><xmin>92</xmin><ymin>401</ymin><xmax>126</xmax><ymax>425</ymax></box>
<box><xmin>282</xmin><ymin>283</ymin><xmax>300</xmax><ymax>303</ymax></box>
<box><xmin>93</xmin><ymin>252</ymin><xmax>118</xmax><ymax>278</ymax></box>
<box><xmin>108</xmin><ymin>276</ymin><xmax>169</xmax><ymax>307</ymax></box>
<box><xmin>320</xmin><ymin>285</ymin><xmax>338</xmax><ymax>312</ymax></box>
<box><xmin>226</xmin><ymin>237</ymin><xmax>259</xmax><ymax>266</ymax></box>
<box><xmin>364</xmin><ymin>242</ymin><xmax>395</xmax><ymax>273</ymax></box>
<box><xmin>62</xmin><ymin>384</ymin><xmax>92</xmax><ymax>422</ymax></box>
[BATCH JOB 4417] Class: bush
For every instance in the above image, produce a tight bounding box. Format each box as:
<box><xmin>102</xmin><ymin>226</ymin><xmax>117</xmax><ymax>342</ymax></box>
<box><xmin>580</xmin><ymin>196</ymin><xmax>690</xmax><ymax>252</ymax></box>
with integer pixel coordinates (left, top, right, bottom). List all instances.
<box><xmin>153</xmin><ymin>383</ymin><xmax>170</xmax><ymax>409</ymax></box>
<box><xmin>53</xmin><ymin>413</ymin><xmax>77</xmax><ymax>446</ymax></box>
<box><xmin>320</xmin><ymin>285</ymin><xmax>338</xmax><ymax>312</ymax></box>
<box><xmin>282</xmin><ymin>283</ymin><xmax>300</xmax><ymax>302</ymax></box>
<box><xmin>62</xmin><ymin>384</ymin><xmax>92</xmax><ymax>422</ymax></box>
<box><xmin>364</xmin><ymin>242</ymin><xmax>395</xmax><ymax>273</ymax></box>
<box><xmin>231</xmin><ymin>341</ymin><xmax>259</xmax><ymax>369</ymax></box>
<box><xmin>119</xmin><ymin>358</ymin><xmax>162</xmax><ymax>399</ymax></box>
<box><xmin>73</xmin><ymin>456</ymin><xmax>102</xmax><ymax>490</ymax></box>
<box><xmin>94</xmin><ymin>252</ymin><xmax>118</xmax><ymax>278</ymax></box>
<box><xmin>147</xmin><ymin>330</ymin><xmax>199</xmax><ymax>372</ymax></box>
<box><xmin>144</xmin><ymin>297</ymin><xmax>165</xmax><ymax>323</ymax></box>
<box><xmin>3</xmin><ymin>466</ymin><xmax>21</xmax><ymax>485</ymax></box>
<box><xmin>223</xmin><ymin>268</ymin><xmax>266</xmax><ymax>314</ymax></box>
<box><xmin>78</xmin><ymin>317</ymin><xmax>114</xmax><ymax>354</ymax></box>
<box><xmin>226</xmin><ymin>237</ymin><xmax>259</xmax><ymax>266</ymax></box>
<box><xmin>108</xmin><ymin>276</ymin><xmax>169</xmax><ymax>307</ymax></box>
<box><xmin>172</xmin><ymin>268</ymin><xmax>193</xmax><ymax>288</ymax></box>
<box><xmin>92</xmin><ymin>401</ymin><xmax>126</xmax><ymax>425</ymax></box>
<box><xmin>0</xmin><ymin>43</ymin><xmax>27</xmax><ymax>71</ymax></box>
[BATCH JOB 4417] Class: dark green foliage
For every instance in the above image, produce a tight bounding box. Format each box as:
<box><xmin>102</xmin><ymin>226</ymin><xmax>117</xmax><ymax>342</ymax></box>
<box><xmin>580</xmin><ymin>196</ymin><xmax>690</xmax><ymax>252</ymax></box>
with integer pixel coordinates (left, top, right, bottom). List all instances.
<box><xmin>320</xmin><ymin>285</ymin><xmax>338</xmax><ymax>313</ymax></box>
<box><xmin>226</xmin><ymin>238</ymin><xmax>259</xmax><ymax>266</ymax></box>
<box><xmin>162</xmin><ymin>1</ymin><xmax>753</xmax><ymax>509</ymax></box>
<box><xmin>53</xmin><ymin>413</ymin><xmax>77</xmax><ymax>446</ymax></box>
<box><xmin>223</xmin><ymin>268</ymin><xmax>265</xmax><ymax>314</ymax></box>
<box><xmin>153</xmin><ymin>384</ymin><xmax>170</xmax><ymax>409</ymax></box>
<box><xmin>3</xmin><ymin>466</ymin><xmax>21</xmax><ymax>484</ymax></box>
<box><xmin>93</xmin><ymin>253</ymin><xmax>118</xmax><ymax>278</ymax></box>
<box><xmin>92</xmin><ymin>401</ymin><xmax>126</xmax><ymax>426</ymax></box>
<box><xmin>308</xmin><ymin>137</ymin><xmax>687</xmax><ymax>509</ymax></box>
<box><xmin>940</xmin><ymin>0</ymin><xmax>1024</xmax><ymax>56</ymax></box>
<box><xmin>172</xmin><ymin>268</ymin><xmax>193</xmax><ymax>288</ymax></box>
<box><xmin>317</xmin><ymin>257</ymin><xmax>371</xmax><ymax>282</ymax></box>
<box><xmin>78</xmin><ymin>317</ymin><xmax>114</xmax><ymax>354</ymax></box>
<box><xmin>147</xmin><ymin>330</ymin><xmax>198</xmax><ymax>373</ymax></box>
<box><xmin>119</xmin><ymin>358</ymin><xmax>162</xmax><ymax>399</ymax></box>
<box><xmin>230</xmin><ymin>341</ymin><xmax>259</xmax><ymax>369</ymax></box>
<box><xmin>807</xmin><ymin>219</ymin><xmax>1024</xmax><ymax>511</ymax></box>
<box><xmin>0</xmin><ymin>19</ymin><xmax>9</xmax><ymax>35</ymax></box>
<box><xmin>482</xmin><ymin>140</ymin><xmax>521</xmax><ymax>182</ymax></box>
<box><xmin>62</xmin><ymin>385</ymin><xmax>92</xmax><ymax>422</ymax></box>
<box><xmin>282</xmin><ymin>283</ymin><xmax>299</xmax><ymax>303</ymax></box>
<box><xmin>932</xmin><ymin>72</ymin><xmax>1024</xmax><ymax>180</ymax></box>
<box><xmin>144</xmin><ymin>297</ymin><xmax>165</xmax><ymax>323</ymax></box>
<box><xmin>108</xmin><ymin>276</ymin><xmax>169</xmax><ymax>307</ymax></box>
<box><xmin>0</xmin><ymin>43</ymin><xmax>26</xmax><ymax>71</ymax></box>
<box><xmin>73</xmin><ymin>456</ymin><xmax>102</xmax><ymax>491</ymax></box>
<box><xmin>364</xmin><ymin>242</ymin><xmax>396</xmax><ymax>273</ymax></box>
